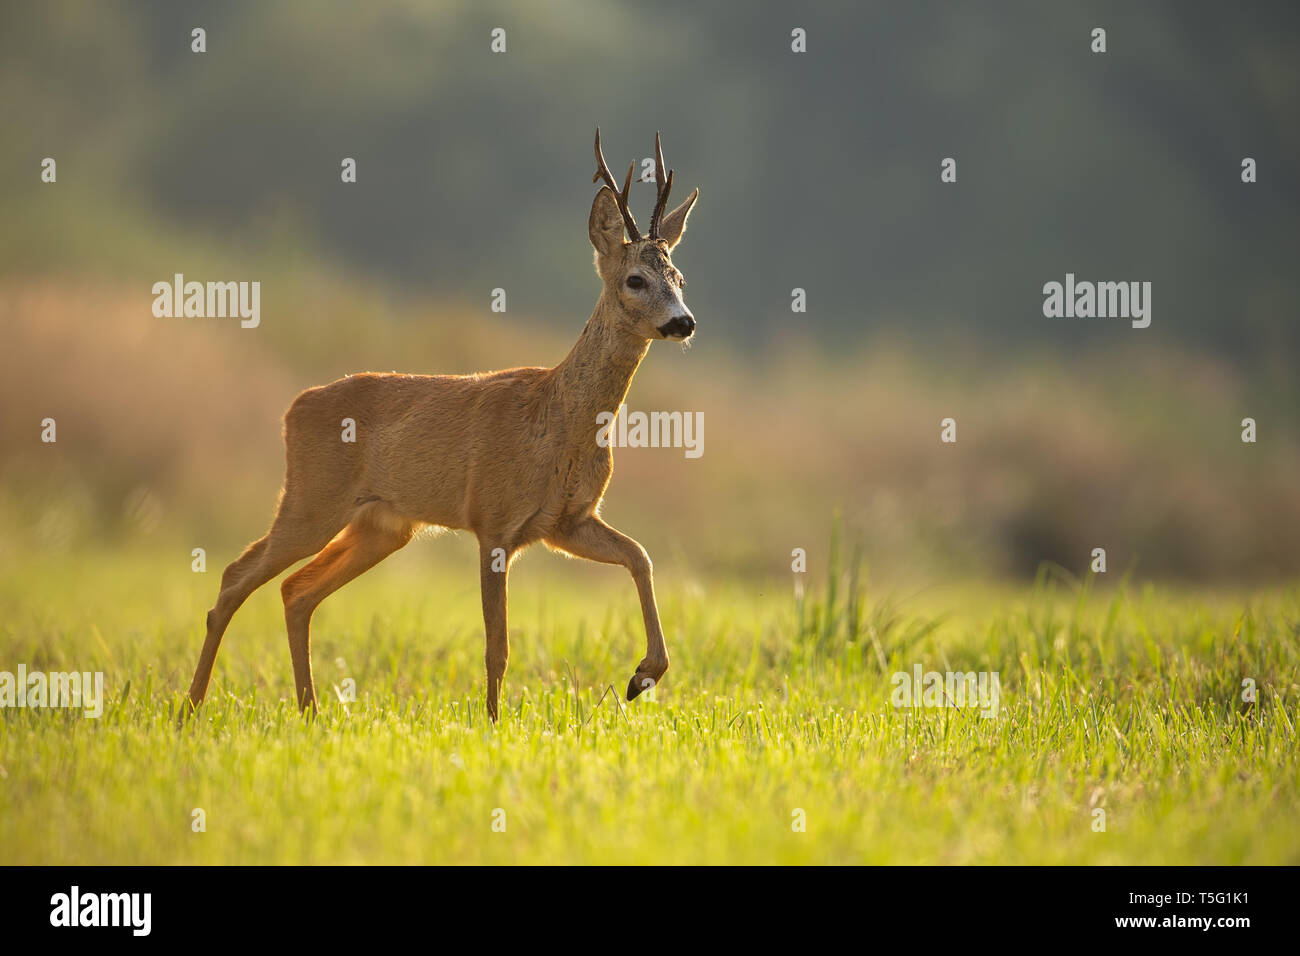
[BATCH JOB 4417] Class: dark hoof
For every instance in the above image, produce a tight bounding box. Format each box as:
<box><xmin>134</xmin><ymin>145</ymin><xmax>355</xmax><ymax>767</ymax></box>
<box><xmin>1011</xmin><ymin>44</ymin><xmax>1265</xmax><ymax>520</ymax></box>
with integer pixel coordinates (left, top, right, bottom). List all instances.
<box><xmin>626</xmin><ymin>674</ymin><xmax>656</xmax><ymax>701</ymax></box>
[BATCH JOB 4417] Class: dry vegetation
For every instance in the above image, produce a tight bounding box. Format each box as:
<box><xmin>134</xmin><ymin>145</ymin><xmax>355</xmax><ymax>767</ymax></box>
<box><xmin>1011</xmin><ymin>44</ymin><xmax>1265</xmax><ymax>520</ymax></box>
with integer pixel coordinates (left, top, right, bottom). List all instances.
<box><xmin>2</xmin><ymin>277</ymin><xmax>1298</xmax><ymax>583</ymax></box>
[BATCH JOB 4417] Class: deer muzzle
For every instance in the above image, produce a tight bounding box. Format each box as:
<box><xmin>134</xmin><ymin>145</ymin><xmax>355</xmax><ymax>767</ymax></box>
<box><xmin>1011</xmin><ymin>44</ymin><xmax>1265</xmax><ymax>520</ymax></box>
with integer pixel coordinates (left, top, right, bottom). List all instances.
<box><xmin>658</xmin><ymin>313</ymin><xmax>696</xmax><ymax>340</ymax></box>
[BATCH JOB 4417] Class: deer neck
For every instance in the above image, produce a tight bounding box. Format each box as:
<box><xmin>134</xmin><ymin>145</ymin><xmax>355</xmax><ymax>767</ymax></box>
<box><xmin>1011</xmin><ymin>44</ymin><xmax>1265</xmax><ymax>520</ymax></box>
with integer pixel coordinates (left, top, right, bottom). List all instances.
<box><xmin>551</xmin><ymin>294</ymin><xmax>651</xmax><ymax>430</ymax></box>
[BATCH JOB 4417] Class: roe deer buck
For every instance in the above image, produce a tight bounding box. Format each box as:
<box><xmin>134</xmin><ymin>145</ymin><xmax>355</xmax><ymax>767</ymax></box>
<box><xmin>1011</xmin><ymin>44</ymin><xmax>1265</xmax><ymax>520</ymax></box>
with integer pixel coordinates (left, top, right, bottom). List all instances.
<box><xmin>185</xmin><ymin>129</ymin><xmax>699</xmax><ymax>721</ymax></box>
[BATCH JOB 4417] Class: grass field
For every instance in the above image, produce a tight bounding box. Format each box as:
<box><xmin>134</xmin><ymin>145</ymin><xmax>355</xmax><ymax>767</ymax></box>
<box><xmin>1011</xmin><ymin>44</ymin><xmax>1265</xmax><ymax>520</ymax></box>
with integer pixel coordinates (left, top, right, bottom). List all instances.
<box><xmin>1</xmin><ymin>540</ymin><xmax>1297</xmax><ymax>865</ymax></box>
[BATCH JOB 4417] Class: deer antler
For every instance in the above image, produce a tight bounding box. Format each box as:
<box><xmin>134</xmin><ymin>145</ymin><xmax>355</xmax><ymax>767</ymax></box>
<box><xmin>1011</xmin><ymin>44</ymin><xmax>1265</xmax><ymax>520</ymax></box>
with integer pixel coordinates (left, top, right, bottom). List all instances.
<box><xmin>648</xmin><ymin>131</ymin><xmax>675</xmax><ymax>240</ymax></box>
<box><xmin>593</xmin><ymin>128</ymin><xmax>641</xmax><ymax>241</ymax></box>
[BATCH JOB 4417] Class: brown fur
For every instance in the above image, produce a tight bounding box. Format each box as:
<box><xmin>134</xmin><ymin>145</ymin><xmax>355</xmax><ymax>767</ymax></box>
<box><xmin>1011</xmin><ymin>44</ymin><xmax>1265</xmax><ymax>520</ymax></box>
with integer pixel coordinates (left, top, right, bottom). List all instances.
<box><xmin>185</xmin><ymin>162</ymin><xmax>699</xmax><ymax>721</ymax></box>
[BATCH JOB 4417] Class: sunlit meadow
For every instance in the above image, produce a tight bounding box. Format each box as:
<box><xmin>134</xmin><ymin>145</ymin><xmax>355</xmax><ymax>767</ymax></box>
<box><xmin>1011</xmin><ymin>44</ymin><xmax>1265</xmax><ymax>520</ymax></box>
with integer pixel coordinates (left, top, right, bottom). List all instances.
<box><xmin>1</xmin><ymin>536</ymin><xmax>1296</xmax><ymax>865</ymax></box>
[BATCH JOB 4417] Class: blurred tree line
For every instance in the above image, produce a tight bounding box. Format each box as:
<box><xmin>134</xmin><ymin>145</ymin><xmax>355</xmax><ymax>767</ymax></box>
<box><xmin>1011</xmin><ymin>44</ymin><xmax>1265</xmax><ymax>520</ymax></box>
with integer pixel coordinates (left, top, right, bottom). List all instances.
<box><xmin>1</xmin><ymin>0</ymin><xmax>1296</xmax><ymax>358</ymax></box>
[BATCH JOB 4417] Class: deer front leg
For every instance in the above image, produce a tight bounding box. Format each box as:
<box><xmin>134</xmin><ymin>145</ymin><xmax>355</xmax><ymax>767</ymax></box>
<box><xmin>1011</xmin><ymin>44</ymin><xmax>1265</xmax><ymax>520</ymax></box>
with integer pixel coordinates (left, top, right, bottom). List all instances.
<box><xmin>479</xmin><ymin>541</ymin><xmax>511</xmax><ymax>722</ymax></box>
<box><xmin>545</xmin><ymin>516</ymin><xmax>669</xmax><ymax>701</ymax></box>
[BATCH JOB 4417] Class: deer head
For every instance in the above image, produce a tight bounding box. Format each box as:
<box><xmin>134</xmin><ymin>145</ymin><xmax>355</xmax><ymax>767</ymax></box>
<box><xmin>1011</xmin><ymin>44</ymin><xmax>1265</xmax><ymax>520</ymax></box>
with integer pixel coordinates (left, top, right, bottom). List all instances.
<box><xmin>589</xmin><ymin>129</ymin><xmax>700</xmax><ymax>342</ymax></box>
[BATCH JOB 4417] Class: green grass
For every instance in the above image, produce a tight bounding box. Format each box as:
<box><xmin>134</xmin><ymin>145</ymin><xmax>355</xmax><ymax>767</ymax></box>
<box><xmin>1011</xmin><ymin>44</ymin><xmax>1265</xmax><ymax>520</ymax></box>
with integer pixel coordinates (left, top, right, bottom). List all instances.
<box><xmin>0</xmin><ymin>541</ymin><xmax>1297</xmax><ymax>865</ymax></box>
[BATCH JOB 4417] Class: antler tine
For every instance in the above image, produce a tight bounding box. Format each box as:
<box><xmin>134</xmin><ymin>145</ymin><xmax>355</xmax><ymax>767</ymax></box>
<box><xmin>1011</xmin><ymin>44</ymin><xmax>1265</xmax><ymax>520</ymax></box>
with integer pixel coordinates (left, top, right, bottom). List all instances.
<box><xmin>648</xmin><ymin>131</ymin><xmax>675</xmax><ymax>239</ymax></box>
<box><xmin>593</xmin><ymin>127</ymin><xmax>641</xmax><ymax>241</ymax></box>
<box><xmin>621</xmin><ymin>162</ymin><xmax>635</xmax><ymax>210</ymax></box>
<box><xmin>650</xmin><ymin>169</ymin><xmax>674</xmax><ymax>240</ymax></box>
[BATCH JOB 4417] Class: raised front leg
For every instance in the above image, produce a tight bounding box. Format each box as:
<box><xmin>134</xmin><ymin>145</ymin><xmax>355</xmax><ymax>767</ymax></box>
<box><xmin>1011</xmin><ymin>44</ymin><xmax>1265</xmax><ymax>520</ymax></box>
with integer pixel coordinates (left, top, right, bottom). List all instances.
<box><xmin>545</xmin><ymin>516</ymin><xmax>669</xmax><ymax>701</ymax></box>
<box><xmin>478</xmin><ymin>540</ymin><xmax>511</xmax><ymax>721</ymax></box>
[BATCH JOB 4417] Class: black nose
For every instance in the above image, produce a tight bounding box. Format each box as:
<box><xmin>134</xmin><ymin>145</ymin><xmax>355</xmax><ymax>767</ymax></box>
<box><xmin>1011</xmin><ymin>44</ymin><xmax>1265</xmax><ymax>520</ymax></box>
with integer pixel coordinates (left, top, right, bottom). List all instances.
<box><xmin>659</xmin><ymin>314</ymin><xmax>696</xmax><ymax>338</ymax></box>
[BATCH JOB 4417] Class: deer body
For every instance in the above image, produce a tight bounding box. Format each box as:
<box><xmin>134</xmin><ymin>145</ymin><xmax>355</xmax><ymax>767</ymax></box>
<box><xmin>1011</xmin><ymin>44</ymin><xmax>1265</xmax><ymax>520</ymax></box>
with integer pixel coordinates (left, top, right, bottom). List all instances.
<box><xmin>280</xmin><ymin>301</ymin><xmax>647</xmax><ymax>539</ymax></box>
<box><xmin>185</xmin><ymin>131</ymin><xmax>698</xmax><ymax>720</ymax></box>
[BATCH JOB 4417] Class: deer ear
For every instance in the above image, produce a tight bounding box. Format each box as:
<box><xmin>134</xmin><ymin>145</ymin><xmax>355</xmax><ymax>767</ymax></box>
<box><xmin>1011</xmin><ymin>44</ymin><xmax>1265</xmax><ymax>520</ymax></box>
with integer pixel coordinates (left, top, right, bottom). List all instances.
<box><xmin>657</xmin><ymin>188</ymin><xmax>699</xmax><ymax>249</ymax></box>
<box><xmin>588</xmin><ymin>186</ymin><xmax>626</xmax><ymax>257</ymax></box>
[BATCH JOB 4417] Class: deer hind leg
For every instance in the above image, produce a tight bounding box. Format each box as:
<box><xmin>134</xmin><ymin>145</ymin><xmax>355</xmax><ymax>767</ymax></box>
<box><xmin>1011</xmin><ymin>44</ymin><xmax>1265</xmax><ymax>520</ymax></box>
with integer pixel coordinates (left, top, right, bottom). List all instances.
<box><xmin>185</xmin><ymin>496</ymin><xmax>353</xmax><ymax>715</ymax></box>
<box><xmin>280</xmin><ymin>509</ymin><xmax>415</xmax><ymax>713</ymax></box>
<box><xmin>544</xmin><ymin>516</ymin><xmax>669</xmax><ymax>702</ymax></box>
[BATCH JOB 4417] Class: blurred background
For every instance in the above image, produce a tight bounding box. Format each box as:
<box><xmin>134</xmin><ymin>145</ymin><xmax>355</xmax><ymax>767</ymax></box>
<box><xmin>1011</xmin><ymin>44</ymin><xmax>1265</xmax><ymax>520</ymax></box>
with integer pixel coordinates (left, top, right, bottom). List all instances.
<box><xmin>1</xmin><ymin>0</ymin><xmax>1298</xmax><ymax>584</ymax></box>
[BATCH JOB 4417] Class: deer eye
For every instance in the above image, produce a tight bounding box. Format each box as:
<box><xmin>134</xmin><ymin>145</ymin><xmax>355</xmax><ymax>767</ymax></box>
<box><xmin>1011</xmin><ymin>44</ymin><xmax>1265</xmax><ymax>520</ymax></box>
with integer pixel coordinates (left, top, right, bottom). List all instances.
<box><xmin>626</xmin><ymin>275</ymin><xmax>646</xmax><ymax>290</ymax></box>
